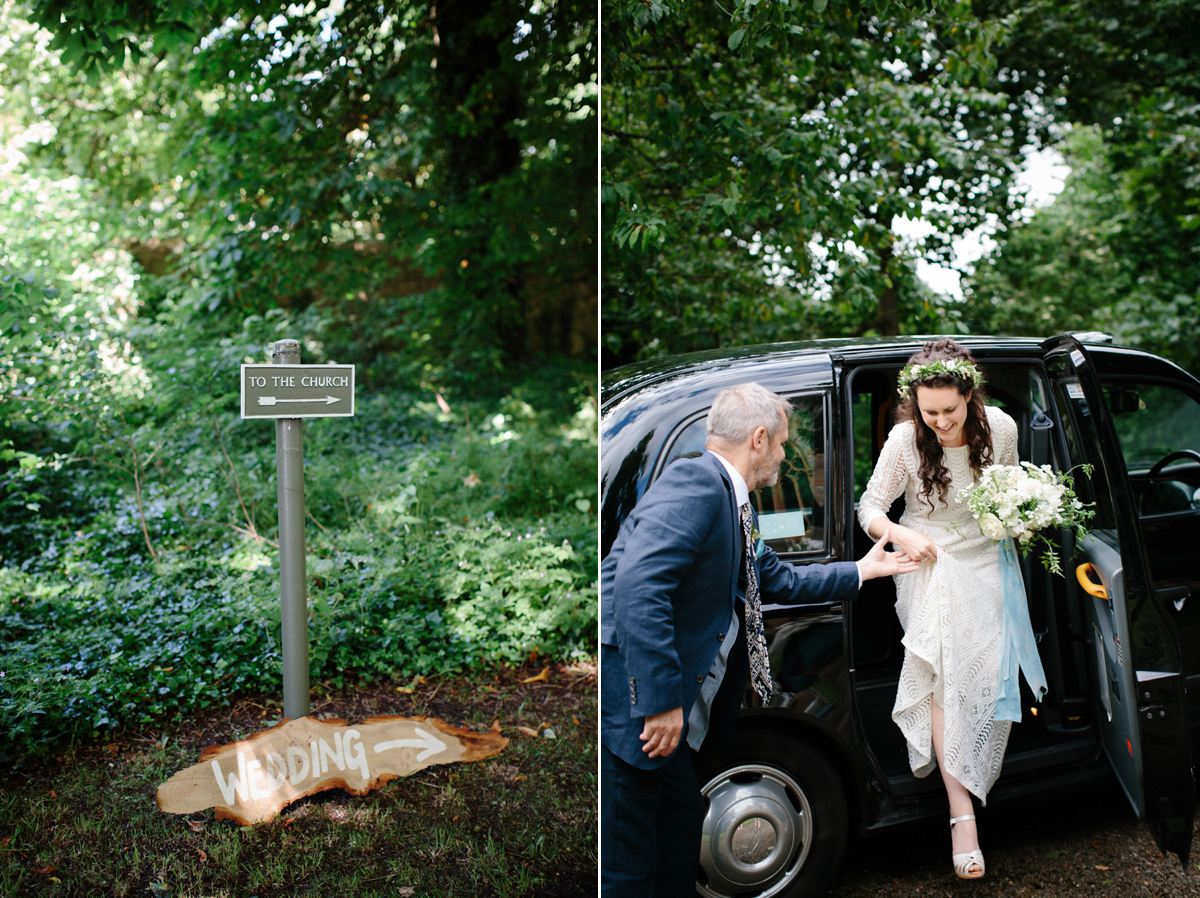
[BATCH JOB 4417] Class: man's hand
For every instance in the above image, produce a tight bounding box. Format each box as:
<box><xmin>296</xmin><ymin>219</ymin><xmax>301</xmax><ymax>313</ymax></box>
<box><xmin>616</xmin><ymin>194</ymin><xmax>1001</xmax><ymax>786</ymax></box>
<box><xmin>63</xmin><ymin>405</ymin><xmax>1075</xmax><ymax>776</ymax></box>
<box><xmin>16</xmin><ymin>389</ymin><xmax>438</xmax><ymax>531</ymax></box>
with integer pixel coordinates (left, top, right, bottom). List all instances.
<box><xmin>639</xmin><ymin>706</ymin><xmax>684</xmax><ymax>758</ymax></box>
<box><xmin>855</xmin><ymin>527</ymin><xmax>922</xmax><ymax>581</ymax></box>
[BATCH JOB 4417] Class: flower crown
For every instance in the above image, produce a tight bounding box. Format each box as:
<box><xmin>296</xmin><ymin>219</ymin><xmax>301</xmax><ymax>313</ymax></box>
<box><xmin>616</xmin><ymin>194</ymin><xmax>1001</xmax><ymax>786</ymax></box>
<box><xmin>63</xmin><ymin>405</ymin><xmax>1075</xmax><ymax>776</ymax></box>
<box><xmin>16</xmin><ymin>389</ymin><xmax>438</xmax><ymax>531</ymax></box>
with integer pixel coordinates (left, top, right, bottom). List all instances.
<box><xmin>897</xmin><ymin>357</ymin><xmax>982</xmax><ymax>399</ymax></box>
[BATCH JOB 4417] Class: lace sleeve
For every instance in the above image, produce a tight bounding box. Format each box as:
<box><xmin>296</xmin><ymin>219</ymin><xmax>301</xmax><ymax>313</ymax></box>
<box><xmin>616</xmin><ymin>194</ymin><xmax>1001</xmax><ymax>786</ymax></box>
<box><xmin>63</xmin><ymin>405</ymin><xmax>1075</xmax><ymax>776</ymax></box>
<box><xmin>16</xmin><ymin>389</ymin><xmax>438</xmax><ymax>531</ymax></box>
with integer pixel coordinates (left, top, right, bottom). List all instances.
<box><xmin>990</xmin><ymin>407</ymin><xmax>1019</xmax><ymax>466</ymax></box>
<box><xmin>857</xmin><ymin>423</ymin><xmax>912</xmax><ymax>533</ymax></box>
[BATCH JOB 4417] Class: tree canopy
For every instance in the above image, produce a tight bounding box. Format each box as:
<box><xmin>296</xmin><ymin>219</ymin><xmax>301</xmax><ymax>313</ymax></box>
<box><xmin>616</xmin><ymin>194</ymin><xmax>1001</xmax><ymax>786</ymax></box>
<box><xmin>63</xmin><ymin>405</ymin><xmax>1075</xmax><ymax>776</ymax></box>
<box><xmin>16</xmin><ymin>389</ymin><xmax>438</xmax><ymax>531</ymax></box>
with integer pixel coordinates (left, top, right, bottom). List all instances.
<box><xmin>602</xmin><ymin>0</ymin><xmax>1200</xmax><ymax>378</ymax></box>
<box><xmin>3</xmin><ymin>0</ymin><xmax>597</xmax><ymax>385</ymax></box>
<box><xmin>602</xmin><ymin>0</ymin><xmax>1018</xmax><ymax>365</ymax></box>
<box><xmin>964</xmin><ymin>0</ymin><xmax>1200</xmax><ymax>375</ymax></box>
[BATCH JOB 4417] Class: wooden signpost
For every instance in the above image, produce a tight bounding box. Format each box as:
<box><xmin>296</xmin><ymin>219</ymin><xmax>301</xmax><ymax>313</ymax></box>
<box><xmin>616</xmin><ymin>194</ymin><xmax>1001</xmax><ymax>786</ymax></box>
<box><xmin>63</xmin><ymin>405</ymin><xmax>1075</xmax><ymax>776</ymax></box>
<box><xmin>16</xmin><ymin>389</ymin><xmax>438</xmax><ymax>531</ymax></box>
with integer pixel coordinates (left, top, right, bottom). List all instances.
<box><xmin>157</xmin><ymin>715</ymin><xmax>509</xmax><ymax>825</ymax></box>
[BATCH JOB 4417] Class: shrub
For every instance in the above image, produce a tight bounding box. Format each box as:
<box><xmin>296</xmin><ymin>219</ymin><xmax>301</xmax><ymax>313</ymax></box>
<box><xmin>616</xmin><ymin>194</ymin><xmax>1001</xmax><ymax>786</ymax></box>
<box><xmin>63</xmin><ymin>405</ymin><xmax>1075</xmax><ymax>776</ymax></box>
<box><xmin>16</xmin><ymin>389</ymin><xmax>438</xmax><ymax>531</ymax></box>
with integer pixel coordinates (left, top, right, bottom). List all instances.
<box><xmin>0</xmin><ymin>365</ymin><xmax>597</xmax><ymax>766</ymax></box>
<box><xmin>441</xmin><ymin>520</ymin><xmax>596</xmax><ymax>662</ymax></box>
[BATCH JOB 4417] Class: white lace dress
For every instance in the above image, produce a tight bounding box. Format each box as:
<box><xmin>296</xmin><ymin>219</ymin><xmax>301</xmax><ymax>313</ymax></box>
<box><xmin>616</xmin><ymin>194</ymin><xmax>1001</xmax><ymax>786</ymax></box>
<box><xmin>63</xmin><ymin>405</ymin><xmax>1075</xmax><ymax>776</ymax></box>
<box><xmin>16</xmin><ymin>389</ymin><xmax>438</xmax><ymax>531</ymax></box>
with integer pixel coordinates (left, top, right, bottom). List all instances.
<box><xmin>857</xmin><ymin>405</ymin><xmax>1018</xmax><ymax>803</ymax></box>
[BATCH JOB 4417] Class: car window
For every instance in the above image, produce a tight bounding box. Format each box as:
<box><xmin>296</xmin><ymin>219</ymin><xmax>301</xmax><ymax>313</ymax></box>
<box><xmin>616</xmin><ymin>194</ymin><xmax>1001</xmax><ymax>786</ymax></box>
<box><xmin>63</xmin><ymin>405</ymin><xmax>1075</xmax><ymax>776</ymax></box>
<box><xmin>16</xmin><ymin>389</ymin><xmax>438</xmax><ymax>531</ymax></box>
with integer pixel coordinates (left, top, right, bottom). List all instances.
<box><xmin>1048</xmin><ymin>362</ymin><xmax>1120</xmax><ymax>533</ymax></box>
<box><xmin>660</xmin><ymin>394</ymin><xmax>828</xmax><ymax>555</ymax></box>
<box><xmin>1105</xmin><ymin>382</ymin><xmax>1200</xmax><ymax>470</ymax></box>
<box><xmin>1103</xmin><ymin>380</ymin><xmax>1200</xmax><ymax>517</ymax></box>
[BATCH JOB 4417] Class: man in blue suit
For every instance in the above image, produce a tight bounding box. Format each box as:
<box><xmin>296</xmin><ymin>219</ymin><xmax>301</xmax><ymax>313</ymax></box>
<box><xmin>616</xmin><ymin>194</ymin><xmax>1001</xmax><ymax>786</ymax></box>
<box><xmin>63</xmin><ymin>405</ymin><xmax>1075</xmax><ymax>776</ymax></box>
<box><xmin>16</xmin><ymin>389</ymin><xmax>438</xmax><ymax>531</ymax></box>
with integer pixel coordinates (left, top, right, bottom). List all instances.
<box><xmin>600</xmin><ymin>383</ymin><xmax>915</xmax><ymax>896</ymax></box>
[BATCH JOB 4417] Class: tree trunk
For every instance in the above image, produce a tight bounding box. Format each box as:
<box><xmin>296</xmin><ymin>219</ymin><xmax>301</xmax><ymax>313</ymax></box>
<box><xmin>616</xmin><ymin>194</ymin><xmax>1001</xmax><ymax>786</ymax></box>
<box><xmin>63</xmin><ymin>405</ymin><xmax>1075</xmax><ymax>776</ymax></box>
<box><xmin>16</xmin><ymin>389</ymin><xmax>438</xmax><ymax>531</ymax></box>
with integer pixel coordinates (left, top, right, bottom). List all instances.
<box><xmin>877</xmin><ymin>218</ymin><xmax>900</xmax><ymax>336</ymax></box>
<box><xmin>432</xmin><ymin>0</ymin><xmax>529</xmax><ymax>362</ymax></box>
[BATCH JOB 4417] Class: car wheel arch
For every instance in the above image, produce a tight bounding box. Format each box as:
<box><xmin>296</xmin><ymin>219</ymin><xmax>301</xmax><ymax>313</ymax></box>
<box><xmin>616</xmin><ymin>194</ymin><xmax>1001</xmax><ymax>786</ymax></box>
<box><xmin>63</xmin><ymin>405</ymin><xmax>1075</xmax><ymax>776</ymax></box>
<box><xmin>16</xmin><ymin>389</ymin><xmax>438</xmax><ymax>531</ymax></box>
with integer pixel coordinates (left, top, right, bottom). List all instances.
<box><xmin>726</xmin><ymin>710</ymin><xmax>872</xmax><ymax>824</ymax></box>
<box><xmin>693</xmin><ymin>715</ymin><xmax>860</xmax><ymax>898</ymax></box>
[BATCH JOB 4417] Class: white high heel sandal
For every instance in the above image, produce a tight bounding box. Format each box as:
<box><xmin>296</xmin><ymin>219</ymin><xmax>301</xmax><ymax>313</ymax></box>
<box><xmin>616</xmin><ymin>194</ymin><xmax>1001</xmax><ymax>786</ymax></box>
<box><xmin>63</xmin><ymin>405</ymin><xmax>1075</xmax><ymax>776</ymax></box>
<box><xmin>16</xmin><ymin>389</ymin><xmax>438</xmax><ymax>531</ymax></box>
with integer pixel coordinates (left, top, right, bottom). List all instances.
<box><xmin>950</xmin><ymin>814</ymin><xmax>985</xmax><ymax>880</ymax></box>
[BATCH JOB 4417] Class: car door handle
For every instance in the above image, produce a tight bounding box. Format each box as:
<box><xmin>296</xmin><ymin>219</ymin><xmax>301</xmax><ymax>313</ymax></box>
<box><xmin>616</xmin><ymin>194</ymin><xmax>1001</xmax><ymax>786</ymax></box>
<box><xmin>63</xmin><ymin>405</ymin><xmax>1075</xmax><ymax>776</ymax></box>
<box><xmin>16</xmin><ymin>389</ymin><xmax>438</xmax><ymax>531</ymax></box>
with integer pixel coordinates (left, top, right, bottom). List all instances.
<box><xmin>1076</xmin><ymin>562</ymin><xmax>1108</xmax><ymax>600</ymax></box>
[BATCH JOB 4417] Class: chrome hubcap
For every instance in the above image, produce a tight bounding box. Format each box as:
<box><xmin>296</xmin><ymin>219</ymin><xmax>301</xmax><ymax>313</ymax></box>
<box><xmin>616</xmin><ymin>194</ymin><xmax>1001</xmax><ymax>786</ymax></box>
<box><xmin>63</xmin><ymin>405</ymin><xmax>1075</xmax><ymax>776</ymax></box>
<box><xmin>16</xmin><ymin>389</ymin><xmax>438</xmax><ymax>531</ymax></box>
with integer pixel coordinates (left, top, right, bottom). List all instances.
<box><xmin>697</xmin><ymin>763</ymin><xmax>812</xmax><ymax>897</ymax></box>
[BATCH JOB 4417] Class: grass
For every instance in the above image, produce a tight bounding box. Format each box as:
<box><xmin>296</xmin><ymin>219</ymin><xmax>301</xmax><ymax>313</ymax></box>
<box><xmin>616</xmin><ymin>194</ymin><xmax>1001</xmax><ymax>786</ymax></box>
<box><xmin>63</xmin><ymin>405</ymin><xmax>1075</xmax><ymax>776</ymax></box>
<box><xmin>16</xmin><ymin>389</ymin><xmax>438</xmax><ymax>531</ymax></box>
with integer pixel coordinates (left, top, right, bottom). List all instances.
<box><xmin>0</xmin><ymin>662</ymin><xmax>597</xmax><ymax>897</ymax></box>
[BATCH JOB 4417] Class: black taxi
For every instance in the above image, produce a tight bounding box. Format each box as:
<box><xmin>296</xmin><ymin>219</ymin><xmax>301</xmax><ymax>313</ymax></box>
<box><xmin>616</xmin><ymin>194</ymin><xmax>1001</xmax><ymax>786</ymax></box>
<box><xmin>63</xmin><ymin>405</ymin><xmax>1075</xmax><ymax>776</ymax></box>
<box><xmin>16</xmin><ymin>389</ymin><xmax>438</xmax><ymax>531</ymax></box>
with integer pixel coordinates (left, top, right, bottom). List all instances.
<box><xmin>600</xmin><ymin>333</ymin><xmax>1198</xmax><ymax>897</ymax></box>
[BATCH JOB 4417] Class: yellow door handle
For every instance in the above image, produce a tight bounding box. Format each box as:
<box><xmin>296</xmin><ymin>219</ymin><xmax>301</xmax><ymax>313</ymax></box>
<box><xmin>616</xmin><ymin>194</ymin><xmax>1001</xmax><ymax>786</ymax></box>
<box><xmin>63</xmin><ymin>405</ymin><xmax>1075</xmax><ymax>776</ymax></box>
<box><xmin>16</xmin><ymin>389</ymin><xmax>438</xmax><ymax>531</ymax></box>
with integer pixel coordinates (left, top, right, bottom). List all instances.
<box><xmin>1076</xmin><ymin>562</ymin><xmax>1108</xmax><ymax>600</ymax></box>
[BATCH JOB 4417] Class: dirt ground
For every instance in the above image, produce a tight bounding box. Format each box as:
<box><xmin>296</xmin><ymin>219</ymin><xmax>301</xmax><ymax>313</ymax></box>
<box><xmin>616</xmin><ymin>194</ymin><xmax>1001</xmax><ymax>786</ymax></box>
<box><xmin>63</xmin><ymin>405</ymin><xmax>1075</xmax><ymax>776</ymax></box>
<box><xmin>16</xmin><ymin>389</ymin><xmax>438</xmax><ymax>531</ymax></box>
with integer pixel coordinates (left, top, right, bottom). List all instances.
<box><xmin>1</xmin><ymin>664</ymin><xmax>598</xmax><ymax>897</ymax></box>
<box><xmin>830</xmin><ymin>779</ymin><xmax>1200</xmax><ymax>897</ymax></box>
<box><xmin>16</xmin><ymin>667</ymin><xmax>1200</xmax><ymax>897</ymax></box>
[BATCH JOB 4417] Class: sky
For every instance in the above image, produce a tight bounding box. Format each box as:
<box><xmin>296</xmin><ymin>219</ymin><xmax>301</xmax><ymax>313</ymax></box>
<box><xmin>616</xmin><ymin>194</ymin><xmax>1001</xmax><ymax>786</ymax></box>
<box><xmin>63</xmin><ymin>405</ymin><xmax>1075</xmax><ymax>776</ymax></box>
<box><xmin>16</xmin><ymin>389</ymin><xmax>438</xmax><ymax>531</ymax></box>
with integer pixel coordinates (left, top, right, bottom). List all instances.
<box><xmin>900</xmin><ymin>146</ymin><xmax>1070</xmax><ymax>298</ymax></box>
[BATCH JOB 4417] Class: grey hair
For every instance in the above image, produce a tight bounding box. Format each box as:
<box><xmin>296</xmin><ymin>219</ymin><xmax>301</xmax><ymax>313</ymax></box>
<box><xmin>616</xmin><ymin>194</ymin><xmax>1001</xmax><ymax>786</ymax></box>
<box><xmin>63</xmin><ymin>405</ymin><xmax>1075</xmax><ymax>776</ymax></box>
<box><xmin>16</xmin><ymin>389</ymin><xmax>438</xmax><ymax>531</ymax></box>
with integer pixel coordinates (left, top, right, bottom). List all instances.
<box><xmin>706</xmin><ymin>383</ymin><xmax>792</xmax><ymax>446</ymax></box>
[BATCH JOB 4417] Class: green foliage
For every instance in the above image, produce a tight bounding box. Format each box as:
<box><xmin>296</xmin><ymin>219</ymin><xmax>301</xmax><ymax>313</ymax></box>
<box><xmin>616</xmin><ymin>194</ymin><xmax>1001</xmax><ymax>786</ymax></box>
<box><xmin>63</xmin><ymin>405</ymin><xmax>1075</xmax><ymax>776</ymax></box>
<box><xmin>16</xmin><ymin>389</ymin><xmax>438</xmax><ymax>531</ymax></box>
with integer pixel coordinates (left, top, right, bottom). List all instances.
<box><xmin>602</xmin><ymin>0</ymin><xmax>1021</xmax><ymax>363</ymax></box>
<box><xmin>964</xmin><ymin>0</ymin><xmax>1200</xmax><ymax>375</ymax></box>
<box><xmin>0</xmin><ymin>368</ymin><xmax>597</xmax><ymax>766</ymax></box>
<box><xmin>441</xmin><ymin>521</ymin><xmax>596</xmax><ymax>662</ymax></box>
<box><xmin>602</xmin><ymin>0</ymin><xmax>1200</xmax><ymax>375</ymax></box>
<box><xmin>0</xmin><ymin>558</ymin><xmax>281</xmax><ymax>750</ymax></box>
<box><xmin>963</xmin><ymin>126</ymin><xmax>1124</xmax><ymax>337</ymax></box>
<box><xmin>8</xmin><ymin>0</ymin><xmax>597</xmax><ymax>383</ymax></box>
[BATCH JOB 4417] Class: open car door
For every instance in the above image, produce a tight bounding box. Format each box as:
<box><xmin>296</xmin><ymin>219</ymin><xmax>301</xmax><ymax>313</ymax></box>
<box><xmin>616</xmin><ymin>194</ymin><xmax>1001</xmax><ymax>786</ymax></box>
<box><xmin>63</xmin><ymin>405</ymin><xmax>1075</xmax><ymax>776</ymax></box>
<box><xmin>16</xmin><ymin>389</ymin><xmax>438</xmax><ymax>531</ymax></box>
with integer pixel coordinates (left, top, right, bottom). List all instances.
<box><xmin>1043</xmin><ymin>335</ymin><xmax>1194</xmax><ymax>864</ymax></box>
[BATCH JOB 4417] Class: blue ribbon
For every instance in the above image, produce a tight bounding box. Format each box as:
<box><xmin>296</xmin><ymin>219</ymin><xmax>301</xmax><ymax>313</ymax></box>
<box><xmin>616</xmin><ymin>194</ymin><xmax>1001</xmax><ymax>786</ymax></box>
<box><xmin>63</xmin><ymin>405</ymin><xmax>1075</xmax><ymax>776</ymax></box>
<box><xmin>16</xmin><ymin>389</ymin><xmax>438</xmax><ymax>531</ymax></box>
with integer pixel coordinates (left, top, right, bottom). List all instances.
<box><xmin>996</xmin><ymin>538</ymin><xmax>1048</xmax><ymax>722</ymax></box>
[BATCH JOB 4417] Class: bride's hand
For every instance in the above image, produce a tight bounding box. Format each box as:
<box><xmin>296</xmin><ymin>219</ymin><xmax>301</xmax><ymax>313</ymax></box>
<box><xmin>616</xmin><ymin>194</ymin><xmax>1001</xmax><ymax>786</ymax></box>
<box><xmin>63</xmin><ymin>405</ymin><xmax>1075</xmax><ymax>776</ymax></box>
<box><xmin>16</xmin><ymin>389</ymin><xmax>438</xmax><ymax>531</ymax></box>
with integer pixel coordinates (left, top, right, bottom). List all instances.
<box><xmin>887</xmin><ymin>527</ymin><xmax>941</xmax><ymax>563</ymax></box>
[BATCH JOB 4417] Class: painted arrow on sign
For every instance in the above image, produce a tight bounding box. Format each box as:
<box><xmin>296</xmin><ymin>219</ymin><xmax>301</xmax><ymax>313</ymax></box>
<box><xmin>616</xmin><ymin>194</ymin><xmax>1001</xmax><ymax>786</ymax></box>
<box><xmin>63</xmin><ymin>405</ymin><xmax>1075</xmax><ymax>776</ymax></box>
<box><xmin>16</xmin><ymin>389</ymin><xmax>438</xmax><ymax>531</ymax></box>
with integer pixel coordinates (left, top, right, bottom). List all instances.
<box><xmin>374</xmin><ymin>727</ymin><xmax>448</xmax><ymax>762</ymax></box>
<box><xmin>257</xmin><ymin>395</ymin><xmax>342</xmax><ymax>406</ymax></box>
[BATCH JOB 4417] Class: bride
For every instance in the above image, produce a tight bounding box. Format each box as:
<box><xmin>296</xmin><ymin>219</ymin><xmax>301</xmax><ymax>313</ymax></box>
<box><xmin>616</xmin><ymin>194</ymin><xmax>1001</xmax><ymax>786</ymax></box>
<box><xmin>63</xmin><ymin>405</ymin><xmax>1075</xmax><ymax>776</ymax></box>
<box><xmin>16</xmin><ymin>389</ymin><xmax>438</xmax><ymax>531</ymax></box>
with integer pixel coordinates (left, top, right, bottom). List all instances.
<box><xmin>857</xmin><ymin>338</ymin><xmax>1046</xmax><ymax>880</ymax></box>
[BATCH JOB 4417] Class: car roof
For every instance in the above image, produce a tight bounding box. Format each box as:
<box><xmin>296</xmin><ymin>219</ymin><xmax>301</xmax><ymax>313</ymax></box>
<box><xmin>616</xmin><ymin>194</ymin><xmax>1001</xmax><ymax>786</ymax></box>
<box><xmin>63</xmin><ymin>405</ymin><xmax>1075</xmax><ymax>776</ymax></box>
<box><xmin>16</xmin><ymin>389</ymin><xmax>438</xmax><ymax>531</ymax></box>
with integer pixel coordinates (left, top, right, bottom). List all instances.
<box><xmin>601</xmin><ymin>335</ymin><xmax>1054</xmax><ymax>412</ymax></box>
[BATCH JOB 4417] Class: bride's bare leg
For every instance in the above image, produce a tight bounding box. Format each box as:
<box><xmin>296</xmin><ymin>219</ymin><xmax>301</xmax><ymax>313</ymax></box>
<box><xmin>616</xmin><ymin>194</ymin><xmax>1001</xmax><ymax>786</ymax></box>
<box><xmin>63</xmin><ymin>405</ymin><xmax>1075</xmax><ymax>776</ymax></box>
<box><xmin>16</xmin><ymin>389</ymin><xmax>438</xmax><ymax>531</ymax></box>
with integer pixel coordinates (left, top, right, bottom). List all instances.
<box><xmin>931</xmin><ymin>699</ymin><xmax>982</xmax><ymax>873</ymax></box>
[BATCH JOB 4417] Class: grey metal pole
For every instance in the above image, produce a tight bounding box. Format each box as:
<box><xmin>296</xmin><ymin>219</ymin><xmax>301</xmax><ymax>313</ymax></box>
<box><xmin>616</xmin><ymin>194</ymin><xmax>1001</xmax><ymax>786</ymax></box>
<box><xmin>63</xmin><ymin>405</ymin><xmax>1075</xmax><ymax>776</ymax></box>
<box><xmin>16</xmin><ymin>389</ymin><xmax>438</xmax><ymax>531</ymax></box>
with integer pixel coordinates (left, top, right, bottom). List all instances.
<box><xmin>272</xmin><ymin>339</ymin><xmax>310</xmax><ymax>719</ymax></box>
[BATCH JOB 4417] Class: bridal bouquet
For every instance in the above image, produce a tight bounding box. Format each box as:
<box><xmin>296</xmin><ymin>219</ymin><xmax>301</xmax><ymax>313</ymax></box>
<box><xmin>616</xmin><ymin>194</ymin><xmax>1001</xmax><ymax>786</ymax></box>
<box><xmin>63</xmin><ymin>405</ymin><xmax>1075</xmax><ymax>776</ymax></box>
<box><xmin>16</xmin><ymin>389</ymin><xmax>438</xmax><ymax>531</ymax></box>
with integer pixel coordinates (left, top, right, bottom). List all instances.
<box><xmin>958</xmin><ymin>462</ymin><xmax>1094</xmax><ymax>575</ymax></box>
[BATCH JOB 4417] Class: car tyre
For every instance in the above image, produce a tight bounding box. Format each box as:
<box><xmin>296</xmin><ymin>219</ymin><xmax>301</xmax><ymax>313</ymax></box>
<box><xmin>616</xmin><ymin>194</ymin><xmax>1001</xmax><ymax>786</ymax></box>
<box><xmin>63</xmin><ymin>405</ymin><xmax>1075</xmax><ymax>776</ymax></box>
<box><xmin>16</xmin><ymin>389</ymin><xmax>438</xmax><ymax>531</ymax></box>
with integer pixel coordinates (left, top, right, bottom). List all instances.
<box><xmin>694</xmin><ymin>729</ymin><xmax>848</xmax><ymax>898</ymax></box>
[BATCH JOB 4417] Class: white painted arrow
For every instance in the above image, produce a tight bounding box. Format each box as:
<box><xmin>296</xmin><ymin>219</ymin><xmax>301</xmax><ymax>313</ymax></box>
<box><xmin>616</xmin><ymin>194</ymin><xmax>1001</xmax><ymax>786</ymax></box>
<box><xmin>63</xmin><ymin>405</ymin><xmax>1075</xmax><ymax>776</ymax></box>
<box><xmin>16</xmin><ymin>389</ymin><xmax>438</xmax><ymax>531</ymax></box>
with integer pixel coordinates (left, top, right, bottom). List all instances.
<box><xmin>257</xmin><ymin>395</ymin><xmax>341</xmax><ymax>406</ymax></box>
<box><xmin>373</xmin><ymin>727</ymin><xmax>448</xmax><ymax>762</ymax></box>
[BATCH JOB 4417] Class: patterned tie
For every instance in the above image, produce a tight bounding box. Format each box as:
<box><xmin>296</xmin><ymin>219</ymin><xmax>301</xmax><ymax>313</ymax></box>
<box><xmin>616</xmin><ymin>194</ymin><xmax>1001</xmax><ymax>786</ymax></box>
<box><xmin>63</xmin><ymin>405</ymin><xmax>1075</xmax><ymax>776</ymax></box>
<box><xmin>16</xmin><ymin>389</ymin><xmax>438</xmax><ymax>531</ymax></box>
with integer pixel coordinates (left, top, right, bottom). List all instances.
<box><xmin>741</xmin><ymin>501</ymin><xmax>772</xmax><ymax>702</ymax></box>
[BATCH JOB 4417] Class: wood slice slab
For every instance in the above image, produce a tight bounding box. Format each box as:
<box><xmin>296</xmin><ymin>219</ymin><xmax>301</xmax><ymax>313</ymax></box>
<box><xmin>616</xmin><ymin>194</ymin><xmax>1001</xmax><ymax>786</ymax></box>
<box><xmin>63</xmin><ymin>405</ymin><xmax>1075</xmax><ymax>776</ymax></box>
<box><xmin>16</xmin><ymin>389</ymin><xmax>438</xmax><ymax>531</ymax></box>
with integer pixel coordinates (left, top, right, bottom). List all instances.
<box><xmin>156</xmin><ymin>714</ymin><xmax>508</xmax><ymax>825</ymax></box>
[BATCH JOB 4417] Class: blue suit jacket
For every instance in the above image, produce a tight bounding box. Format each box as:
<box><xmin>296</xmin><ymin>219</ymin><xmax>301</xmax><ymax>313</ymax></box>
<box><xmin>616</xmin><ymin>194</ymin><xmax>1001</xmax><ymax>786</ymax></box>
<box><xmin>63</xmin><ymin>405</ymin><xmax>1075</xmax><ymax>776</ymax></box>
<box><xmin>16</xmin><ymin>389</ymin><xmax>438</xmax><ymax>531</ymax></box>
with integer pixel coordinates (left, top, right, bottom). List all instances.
<box><xmin>600</xmin><ymin>451</ymin><xmax>861</xmax><ymax>769</ymax></box>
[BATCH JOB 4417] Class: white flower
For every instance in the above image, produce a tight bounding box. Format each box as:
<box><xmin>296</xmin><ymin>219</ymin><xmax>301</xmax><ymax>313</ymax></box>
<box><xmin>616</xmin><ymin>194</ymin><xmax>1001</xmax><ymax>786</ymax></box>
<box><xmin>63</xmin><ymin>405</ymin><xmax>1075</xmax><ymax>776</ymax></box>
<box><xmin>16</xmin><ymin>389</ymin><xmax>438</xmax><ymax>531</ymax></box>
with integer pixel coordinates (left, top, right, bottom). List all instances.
<box><xmin>979</xmin><ymin>514</ymin><xmax>1006</xmax><ymax>541</ymax></box>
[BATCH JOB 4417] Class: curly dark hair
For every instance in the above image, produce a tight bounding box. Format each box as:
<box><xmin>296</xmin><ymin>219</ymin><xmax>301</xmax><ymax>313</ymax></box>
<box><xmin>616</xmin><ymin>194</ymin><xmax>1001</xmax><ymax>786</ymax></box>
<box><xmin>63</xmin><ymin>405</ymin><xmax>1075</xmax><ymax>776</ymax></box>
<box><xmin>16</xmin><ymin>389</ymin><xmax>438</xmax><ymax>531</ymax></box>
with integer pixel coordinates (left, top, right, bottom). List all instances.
<box><xmin>895</xmin><ymin>338</ymin><xmax>993</xmax><ymax>510</ymax></box>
